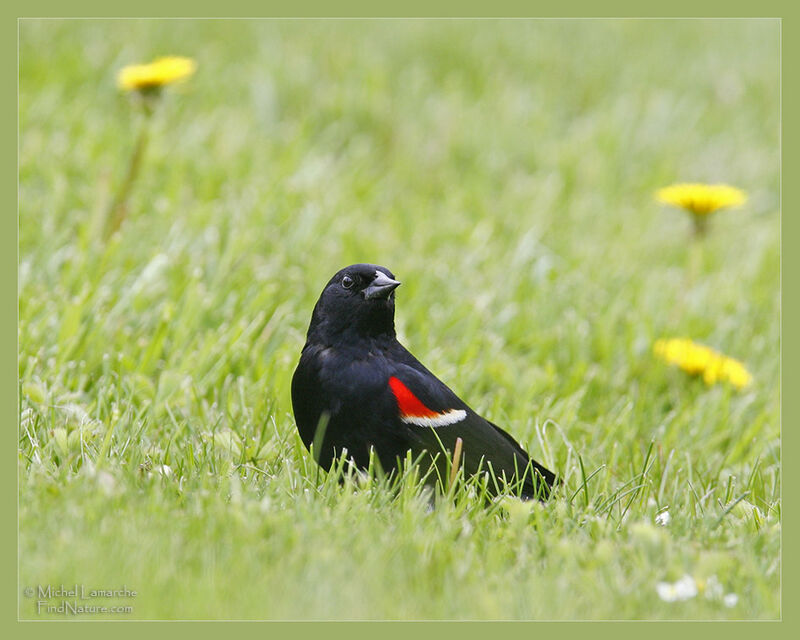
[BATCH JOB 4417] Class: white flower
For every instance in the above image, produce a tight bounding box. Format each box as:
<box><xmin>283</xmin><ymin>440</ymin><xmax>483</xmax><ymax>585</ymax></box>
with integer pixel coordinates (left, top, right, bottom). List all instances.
<box><xmin>704</xmin><ymin>575</ymin><xmax>724</xmax><ymax>599</ymax></box>
<box><xmin>655</xmin><ymin>510</ymin><xmax>671</xmax><ymax>526</ymax></box>
<box><xmin>156</xmin><ymin>464</ymin><xmax>173</xmax><ymax>478</ymax></box>
<box><xmin>701</xmin><ymin>575</ymin><xmax>738</xmax><ymax>607</ymax></box>
<box><xmin>656</xmin><ymin>575</ymin><xmax>698</xmax><ymax>602</ymax></box>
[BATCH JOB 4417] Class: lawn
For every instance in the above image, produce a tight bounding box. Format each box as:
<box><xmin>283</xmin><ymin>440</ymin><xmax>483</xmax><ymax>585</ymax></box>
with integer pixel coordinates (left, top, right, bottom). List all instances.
<box><xmin>18</xmin><ymin>18</ymin><xmax>780</xmax><ymax>620</ymax></box>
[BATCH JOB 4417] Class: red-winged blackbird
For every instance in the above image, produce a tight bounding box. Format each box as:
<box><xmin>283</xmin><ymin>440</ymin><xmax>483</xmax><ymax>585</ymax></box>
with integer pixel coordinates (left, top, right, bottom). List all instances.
<box><xmin>291</xmin><ymin>264</ymin><xmax>556</xmax><ymax>499</ymax></box>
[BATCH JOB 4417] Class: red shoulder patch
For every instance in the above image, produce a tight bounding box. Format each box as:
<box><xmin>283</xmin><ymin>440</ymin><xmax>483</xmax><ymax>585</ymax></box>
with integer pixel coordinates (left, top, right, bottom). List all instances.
<box><xmin>388</xmin><ymin>376</ymin><xmax>468</xmax><ymax>428</ymax></box>
<box><xmin>388</xmin><ymin>376</ymin><xmax>437</xmax><ymax>417</ymax></box>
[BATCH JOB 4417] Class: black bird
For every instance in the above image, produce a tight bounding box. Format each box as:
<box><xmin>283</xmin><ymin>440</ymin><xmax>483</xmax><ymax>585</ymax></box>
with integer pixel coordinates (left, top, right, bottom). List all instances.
<box><xmin>291</xmin><ymin>264</ymin><xmax>556</xmax><ymax>499</ymax></box>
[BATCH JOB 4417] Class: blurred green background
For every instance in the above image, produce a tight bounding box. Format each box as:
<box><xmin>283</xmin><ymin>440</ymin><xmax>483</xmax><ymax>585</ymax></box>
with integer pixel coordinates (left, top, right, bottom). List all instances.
<box><xmin>19</xmin><ymin>19</ymin><xmax>779</xmax><ymax>619</ymax></box>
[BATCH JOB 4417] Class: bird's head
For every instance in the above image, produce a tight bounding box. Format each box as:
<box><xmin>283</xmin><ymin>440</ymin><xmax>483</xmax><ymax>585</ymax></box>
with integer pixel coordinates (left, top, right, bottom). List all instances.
<box><xmin>306</xmin><ymin>264</ymin><xmax>401</xmax><ymax>344</ymax></box>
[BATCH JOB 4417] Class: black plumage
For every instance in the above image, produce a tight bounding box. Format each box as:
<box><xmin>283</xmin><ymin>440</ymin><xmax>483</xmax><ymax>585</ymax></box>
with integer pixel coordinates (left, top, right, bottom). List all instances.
<box><xmin>291</xmin><ymin>264</ymin><xmax>556</xmax><ymax>499</ymax></box>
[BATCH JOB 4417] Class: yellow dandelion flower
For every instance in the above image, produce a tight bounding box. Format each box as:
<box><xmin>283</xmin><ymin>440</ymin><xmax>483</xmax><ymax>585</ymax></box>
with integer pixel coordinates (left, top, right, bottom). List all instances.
<box><xmin>117</xmin><ymin>56</ymin><xmax>197</xmax><ymax>92</ymax></box>
<box><xmin>655</xmin><ymin>183</ymin><xmax>747</xmax><ymax>216</ymax></box>
<box><xmin>653</xmin><ymin>338</ymin><xmax>752</xmax><ymax>390</ymax></box>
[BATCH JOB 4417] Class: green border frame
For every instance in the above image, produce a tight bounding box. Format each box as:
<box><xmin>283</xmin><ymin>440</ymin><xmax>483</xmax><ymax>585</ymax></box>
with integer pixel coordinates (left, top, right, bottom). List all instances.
<box><xmin>6</xmin><ymin>1</ymin><xmax>793</xmax><ymax>638</ymax></box>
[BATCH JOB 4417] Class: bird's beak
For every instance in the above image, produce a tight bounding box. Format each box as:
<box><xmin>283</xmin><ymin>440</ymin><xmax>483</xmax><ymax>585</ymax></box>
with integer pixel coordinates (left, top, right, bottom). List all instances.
<box><xmin>363</xmin><ymin>271</ymin><xmax>401</xmax><ymax>300</ymax></box>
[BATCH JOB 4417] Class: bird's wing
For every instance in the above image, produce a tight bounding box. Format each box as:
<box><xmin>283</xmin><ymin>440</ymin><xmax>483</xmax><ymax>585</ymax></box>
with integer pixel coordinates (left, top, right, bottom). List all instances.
<box><xmin>384</xmin><ymin>360</ymin><xmax>554</xmax><ymax>497</ymax></box>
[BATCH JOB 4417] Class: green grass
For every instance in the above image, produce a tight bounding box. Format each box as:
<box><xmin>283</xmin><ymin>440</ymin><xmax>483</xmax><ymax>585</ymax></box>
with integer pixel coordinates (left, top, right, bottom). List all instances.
<box><xmin>19</xmin><ymin>19</ymin><xmax>780</xmax><ymax>620</ymax></box>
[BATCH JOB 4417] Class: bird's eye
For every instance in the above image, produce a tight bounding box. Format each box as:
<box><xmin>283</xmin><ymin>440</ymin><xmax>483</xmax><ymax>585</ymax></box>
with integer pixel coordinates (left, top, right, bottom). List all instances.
<box><xmin>341</xmin><ymin>275</ymin><xmax>354</xmax><ymax>289</ymax></box>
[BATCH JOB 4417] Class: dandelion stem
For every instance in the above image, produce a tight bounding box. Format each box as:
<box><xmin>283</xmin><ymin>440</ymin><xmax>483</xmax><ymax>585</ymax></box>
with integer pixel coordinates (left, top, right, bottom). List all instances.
<box><xmin>104</xmin><ymin>117</ymin><xmax>151</xmax><ymax>240</ymax></box>
<box><xmin>691</xmin><ymin>215</ymin><xmax>709</xmax><ymax>239</ymax></box>
<box><xmin>687</xmin><ymin>221</ymin><xmax>705</xmax><ymax>287</ymax></box>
